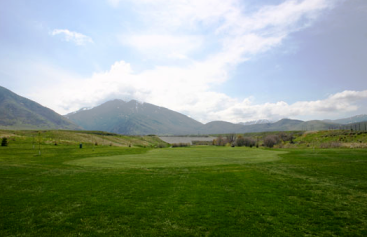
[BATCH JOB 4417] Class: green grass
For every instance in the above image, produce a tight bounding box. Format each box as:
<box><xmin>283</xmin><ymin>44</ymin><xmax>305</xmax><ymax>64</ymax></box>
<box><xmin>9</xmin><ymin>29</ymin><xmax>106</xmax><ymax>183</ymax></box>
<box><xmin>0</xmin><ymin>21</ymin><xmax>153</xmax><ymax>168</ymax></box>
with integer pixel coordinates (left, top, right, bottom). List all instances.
<box><xmin>66</xmin><ymin>147</ymin><xmax>285</xmax><ymax>168</ymax></box>
<box><xmin>1</xmin><ymin>142</ymin><xmax>367</xmax><ymax>236</ymax></box>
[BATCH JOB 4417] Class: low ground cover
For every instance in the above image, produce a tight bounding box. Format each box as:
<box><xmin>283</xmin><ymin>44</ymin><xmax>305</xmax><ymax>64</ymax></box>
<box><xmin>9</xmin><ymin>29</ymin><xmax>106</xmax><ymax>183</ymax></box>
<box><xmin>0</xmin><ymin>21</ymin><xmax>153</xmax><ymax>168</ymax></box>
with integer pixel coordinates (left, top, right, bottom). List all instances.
<box><xmin>1</xmin><ymin>137</ymin><xmax>367</xmax><ymax>236</ymax></box>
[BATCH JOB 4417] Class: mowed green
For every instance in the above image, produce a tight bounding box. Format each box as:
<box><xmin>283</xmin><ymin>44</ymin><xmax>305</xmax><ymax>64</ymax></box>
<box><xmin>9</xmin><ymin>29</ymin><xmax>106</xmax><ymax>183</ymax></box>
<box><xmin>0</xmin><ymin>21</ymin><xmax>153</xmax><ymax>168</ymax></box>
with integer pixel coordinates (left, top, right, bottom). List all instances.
<box><xmin>1</xmin><ymin>144</ymin><xmax>367</xmax><ymax>236</ymax></box>
<box><xmin>66</xmin><ymin>147</ymin><xmax>286</xmax><ymax>168</ymax></box>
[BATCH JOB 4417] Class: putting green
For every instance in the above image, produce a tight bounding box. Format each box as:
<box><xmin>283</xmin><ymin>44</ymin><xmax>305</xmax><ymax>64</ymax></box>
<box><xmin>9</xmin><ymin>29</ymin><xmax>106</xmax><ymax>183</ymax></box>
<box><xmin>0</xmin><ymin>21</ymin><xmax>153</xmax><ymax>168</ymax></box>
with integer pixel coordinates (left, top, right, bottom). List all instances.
<box><xmin>66</xmin><ymin>147</ymin><xmax>286</xmax><ymax>168</ymax></box>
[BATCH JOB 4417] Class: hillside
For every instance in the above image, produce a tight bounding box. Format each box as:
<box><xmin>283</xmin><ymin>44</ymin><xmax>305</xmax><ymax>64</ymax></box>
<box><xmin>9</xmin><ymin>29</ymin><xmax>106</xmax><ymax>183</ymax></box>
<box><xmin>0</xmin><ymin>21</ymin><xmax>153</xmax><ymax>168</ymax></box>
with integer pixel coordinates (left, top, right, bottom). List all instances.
<box><xmin>198</xmin><ymin>119</ymin><xmax>340</xmax><ymax>135</ymax></box>
<box><xmin>2</xmin><ymin>85</ymin><xmax>365</xmax><ymax>135</ymax></box>
<box><xmin>327</xmin><ymin>114</ymin><xmax>367</xmax><ymax>124</ymax></box>
<box><xmin>65</xmin><ymin>99</ymin><xmax>203</xmax><ymax>135</ymax></box>
<box><xmin>0</xmin><ymin>86</ymin><xmax>79</xmax><ymax>130</ymax></box>
<box><xmin>66</xmin><ymin>98</ymin><xmax>366</xmax><ymax>135</ymax></box>
<box><xmin>0</xmin><ymin>129</ymin><xmax>168</xmax><ymax>148</ymax></box>
<box><xmin>198</xmin><ymin>121</ymin><xmax>246</xmax><ymax>134</ymax></box>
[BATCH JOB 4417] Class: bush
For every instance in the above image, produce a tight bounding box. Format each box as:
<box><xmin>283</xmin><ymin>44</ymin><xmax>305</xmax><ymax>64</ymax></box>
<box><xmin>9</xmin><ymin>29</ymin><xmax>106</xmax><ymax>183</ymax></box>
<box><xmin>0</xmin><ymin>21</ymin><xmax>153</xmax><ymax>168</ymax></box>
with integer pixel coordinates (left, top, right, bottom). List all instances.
<box><xmin>235</xmin><ymin>136</ymin><xmax>245</xmax><ymax>147</ymax></box>
<box><xmin>1</xmin><ymin>137</ymin><xmax>8</xmax><ymax>147</ymax></box>
<box><xmin>214</xmin><ymin>136</ymin><xmax>227</xmax><ymax>146</ymax></box>
<box><xmin>320</xmin><ymin>142</ymin><xmax>341</xmax><ymax>149</ymax></box>
<box><xmin>172</xmin><ymin>143</ymin><xmax>190</xmax><ymax>148</ymax></box>
<box><xmin>158</xmin><ymin>143</ymin><xmax>166</xmax><ymax>148</ymax></box>
<box><xmin>192</xmin><ymin>141</ymin><xmax>212</xmax><ymax>145</ymax></box>
<box><xmin>243</xmin><ymin>137</ymin><xmax>256</xmax><ymax>147</ymax></box>
<box><xmin>279</xmin><ymin>132</ymin><xmax>294</xmax><ymax>143</ymax></box>
<box><xmin>264</xmin><ymin>135</ymin><xmax>280</xmax><ymax>148</ymax></box>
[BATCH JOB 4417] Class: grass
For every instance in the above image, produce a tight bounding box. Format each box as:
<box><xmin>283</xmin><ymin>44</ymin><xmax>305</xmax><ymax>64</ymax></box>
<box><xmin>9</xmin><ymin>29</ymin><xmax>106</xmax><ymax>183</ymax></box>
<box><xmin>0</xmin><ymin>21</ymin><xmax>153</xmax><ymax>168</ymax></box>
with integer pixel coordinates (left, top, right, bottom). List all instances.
<box><xmin>0</xmin><ymin>129</ymin><xmax>168</xmax><ymax>148</ymax></box>
<box><xmin>67</xmin><ymin>147</ymin><xmax>285</xmax><ymax>168</ymax></box>
<box><xmin>1</xmin><ymin>138</ymin><xmax>367</xmax><ymax>236</ymax></box>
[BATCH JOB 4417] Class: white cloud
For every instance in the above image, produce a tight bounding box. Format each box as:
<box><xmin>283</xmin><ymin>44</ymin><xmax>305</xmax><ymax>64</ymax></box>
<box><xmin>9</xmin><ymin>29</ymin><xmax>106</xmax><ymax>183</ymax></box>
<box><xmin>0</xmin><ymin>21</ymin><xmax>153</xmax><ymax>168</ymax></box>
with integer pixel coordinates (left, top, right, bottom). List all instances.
<box><xmin>119</xmin><ymin>34</ymin><xmax>203</xmax><ymax>59</ymax></box>
<box><xmin>121</xmin><ymin>0</ymin><xmax>335</xmax><ymax>68</ymax></box>
<box><xmin>51</xmin><ymin>29</ymin><xmax>93</xmax><ymax>45</ymax></box>
<box><xmin>29</xmin><ymin>0</ymin><xmax>356</xmax><ymax>123</ymax></box>
<box><xmin>27</xmin><ymin>60</ymin><xmax>367</xmax><ymax>123</ymax></box>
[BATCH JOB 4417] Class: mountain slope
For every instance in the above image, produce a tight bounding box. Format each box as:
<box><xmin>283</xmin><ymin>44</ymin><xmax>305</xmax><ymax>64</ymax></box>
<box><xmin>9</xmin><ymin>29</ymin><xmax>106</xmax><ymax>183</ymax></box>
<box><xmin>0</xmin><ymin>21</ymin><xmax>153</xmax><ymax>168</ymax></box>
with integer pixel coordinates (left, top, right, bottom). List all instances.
<box><xmin>66</xmin><ymin>99</ymin><xmax>351</xmax><ymax>135</ymax></box>
<box><xmin>198</xmin><ymin>121</ymin><xmax>246</xmax><ymax>134</ymax></box>
<box><xmin>65</xmin><ymin>99</ymin><xmax>203</xmax><ymax>135</ymax></box>
<box><xmin>328</xmin><ymin>114</ymin><xmax>367</xmax><ymax>124</ymax></box>
<box><xmin>197</xmin><ymin>118</ymin><xmax>340</xmax><ymax>134</ymax></box>
<box><xmin>0</xmin><ymin>86</ymin><xmax>79</xmax><ymax>130</ymax></box>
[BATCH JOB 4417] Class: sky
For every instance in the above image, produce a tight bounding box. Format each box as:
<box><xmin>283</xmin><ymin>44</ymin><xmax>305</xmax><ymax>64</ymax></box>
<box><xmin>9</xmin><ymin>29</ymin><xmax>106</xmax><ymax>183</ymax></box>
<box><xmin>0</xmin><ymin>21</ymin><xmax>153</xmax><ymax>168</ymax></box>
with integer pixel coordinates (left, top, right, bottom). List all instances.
<box><xmin>1</xmin><ymin>0</ymin><xmax>367</xmax><ymax>123</ymax></box>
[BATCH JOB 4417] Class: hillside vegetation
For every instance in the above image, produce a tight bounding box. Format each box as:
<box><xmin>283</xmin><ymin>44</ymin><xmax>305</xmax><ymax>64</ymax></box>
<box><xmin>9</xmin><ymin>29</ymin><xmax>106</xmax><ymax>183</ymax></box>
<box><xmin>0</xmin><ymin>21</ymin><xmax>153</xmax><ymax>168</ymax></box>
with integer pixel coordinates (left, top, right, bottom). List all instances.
<box><xmin>0</xmin><ymin>130</ymin><xmax>168</xmax><ymax>148</ymax></box>
<box><xmin>0</xmin><ymin>86</ymin><xmax>79</xmax><ymax>130</ymax></box>
<box><xmin>210</xmin><ymin>130</ymin><xmax>367</xmax><ymax>149</ymax></box>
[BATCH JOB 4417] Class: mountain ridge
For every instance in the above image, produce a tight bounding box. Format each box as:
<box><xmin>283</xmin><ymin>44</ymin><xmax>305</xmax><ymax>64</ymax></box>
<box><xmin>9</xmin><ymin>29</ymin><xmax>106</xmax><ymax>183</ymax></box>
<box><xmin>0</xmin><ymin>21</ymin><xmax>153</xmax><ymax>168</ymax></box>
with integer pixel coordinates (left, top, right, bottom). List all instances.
<box><xmin>1</xmin><ymin>86</ymin><xmax>366</xmax><ymax>135</ymax></box>
<box><xmin>65</xmin><ymin>99</ymin><xmax>203</xmax><ymax>135</ymax></box>
<box><xmin>0</xmin><ymin>86</ymin><xmax>80</xmax><ymax>130</ymax></box>
<box><xmin>66</xmin><ymin>99</ymin><xmax>367</xmax><ymax>135</ymax></box>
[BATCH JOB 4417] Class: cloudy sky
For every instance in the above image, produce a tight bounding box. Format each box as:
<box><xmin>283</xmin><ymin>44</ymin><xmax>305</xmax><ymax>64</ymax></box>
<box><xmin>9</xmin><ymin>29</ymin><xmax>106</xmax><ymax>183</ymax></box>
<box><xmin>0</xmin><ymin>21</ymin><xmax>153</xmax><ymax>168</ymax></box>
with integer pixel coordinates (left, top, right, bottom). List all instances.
<box><xmin>1</xmin><ymin>0</ymin><xmax>366</xmax><ymax>123</ymax></box>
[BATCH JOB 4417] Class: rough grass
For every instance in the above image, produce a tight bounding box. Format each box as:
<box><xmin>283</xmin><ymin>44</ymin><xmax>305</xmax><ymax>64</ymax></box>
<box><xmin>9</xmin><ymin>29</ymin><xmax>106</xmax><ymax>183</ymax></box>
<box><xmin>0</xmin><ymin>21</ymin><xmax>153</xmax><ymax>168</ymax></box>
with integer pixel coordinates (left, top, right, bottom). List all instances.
<box><xmin>1</xmin><ymin>141</ymin><xmax>367</xmax><ymax>236</ymax></box>
<box><xmin>0</xmin><ymin>129</ymin><xmax>168</xmax><ymax>147</ymax></box>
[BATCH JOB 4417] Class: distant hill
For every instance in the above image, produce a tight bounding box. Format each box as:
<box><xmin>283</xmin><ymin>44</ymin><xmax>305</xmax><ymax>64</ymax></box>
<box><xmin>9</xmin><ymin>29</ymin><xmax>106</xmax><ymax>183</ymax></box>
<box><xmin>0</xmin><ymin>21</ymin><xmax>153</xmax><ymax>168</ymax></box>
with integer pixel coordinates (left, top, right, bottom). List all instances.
<box><xmin>199</xmin><ymin>119</ymin><xmax>339</xmax><ymax>134</ymax></box>
<box><xmin>0</xmin><ymin>86</ymin><xmax>79</xmax><ymax>130</ymax></box>
<box><xmin>1</xmin><ymin>85</ymin><xmax>364</xmax><ymax>135</ymax></box>
<box><xmin>239</xmin><ymin>119</ymin><xmax>272</xmax><ymax>126</ymax></box>
<box><xmin>325</xmin><ymin>114</ymin><xmax>367</xmax><ymax>124</ymax></box>
<box><xmin>65</xmin><ymin>99</ymin><xmax>360</xmax><ymax>135</ymax></box>
<box><xmin>65</xmin><ymin>99</ymin><xmax>203</xmax><ymax>135</ymax></box>
<box><xmin>198</xmin><ymin>121</ymin><xmax>246</xmax><ymax>134</ymax></box>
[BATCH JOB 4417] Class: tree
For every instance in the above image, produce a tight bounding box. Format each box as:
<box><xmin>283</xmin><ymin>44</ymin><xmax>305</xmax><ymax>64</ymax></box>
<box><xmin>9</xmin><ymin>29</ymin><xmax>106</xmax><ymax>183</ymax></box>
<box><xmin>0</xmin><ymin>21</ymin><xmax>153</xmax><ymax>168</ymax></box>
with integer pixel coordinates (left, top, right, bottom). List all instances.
<box><xmin>226</xmin><ymin>134</ymin><xmax>236</xmax><ymax>144</ymax></box>
<box><xmin>215</xmin><ymin>136</ymin><xmax>226</xmax><ymax>146</ymax></box>
<box><xmin>243</xmin><ymin>137</ymin><xmax>256</xmax><ymax>147</ymax></box>
<box><xmin>235</xmin><ymin>135</ymin><xmax>245</xmax><ymax>147</ymax></box>
<box><xmin>264</xmin><ymin>135</ymin><xmax>280</xmax><ymax>148</ymax></box>
<box><xmin>1</xmin><ymin>137</ymin><xmax>8</xmax><ymax>147</ymax></box>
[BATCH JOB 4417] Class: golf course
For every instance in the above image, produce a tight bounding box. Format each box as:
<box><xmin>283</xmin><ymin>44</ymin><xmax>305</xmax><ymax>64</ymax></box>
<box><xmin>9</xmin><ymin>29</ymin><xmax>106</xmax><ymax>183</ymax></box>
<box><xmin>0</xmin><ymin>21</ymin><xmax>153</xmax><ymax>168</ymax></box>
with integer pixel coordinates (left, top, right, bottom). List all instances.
<box><xmin>1</xmin><ymin>131</ymin><xmax>367</xmax><ymax>236</ymax></box>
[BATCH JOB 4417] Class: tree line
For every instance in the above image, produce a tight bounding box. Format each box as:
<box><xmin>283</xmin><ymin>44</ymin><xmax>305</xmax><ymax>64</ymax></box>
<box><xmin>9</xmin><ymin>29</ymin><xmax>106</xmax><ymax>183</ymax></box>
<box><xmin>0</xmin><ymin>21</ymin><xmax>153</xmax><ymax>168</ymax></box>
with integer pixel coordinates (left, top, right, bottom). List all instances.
<box><xmin>213</xmin><ymin>132</ymin><xmax>296</xmax><ymax>148</ymax></box>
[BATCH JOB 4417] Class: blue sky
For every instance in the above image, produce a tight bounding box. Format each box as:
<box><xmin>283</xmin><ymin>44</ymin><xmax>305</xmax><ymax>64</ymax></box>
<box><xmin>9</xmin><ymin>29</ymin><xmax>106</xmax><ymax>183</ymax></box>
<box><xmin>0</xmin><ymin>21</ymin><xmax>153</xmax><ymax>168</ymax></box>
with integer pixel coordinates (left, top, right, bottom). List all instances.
<box><xmin>1</xmin><ymin>0</ymin><xmax>366</xmax><ymax>123</ymax></box>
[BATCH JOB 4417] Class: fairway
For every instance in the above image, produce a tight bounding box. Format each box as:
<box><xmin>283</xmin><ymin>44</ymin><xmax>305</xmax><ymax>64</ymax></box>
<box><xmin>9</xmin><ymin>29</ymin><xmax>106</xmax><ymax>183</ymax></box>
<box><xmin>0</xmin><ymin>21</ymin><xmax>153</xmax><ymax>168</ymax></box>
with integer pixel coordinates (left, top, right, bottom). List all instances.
<box><xmin>2</xmin><ymin>143</ymin><xmax>367</xmax><ymax>236</ymax></box>
<box><xmin>66</xmin><ymin>147</ymin><xmax>286</xmax><ymax>168</ymax></box>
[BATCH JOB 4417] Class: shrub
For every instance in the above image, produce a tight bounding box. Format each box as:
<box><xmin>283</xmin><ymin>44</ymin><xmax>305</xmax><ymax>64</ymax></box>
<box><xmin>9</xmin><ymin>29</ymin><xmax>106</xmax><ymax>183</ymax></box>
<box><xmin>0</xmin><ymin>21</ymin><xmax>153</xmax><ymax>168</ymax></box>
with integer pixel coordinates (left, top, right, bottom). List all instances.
<box><xmin>243</xmin><ymin>137</ymin><xmax>256</xmax><ymax>147</ymax></box>
<box><xmin>279</xmin><ymin>132</ymin><xmax>294</xmax><ymax>143</ymax></box>
<box><xmin>264</xmin><ymin>135</ymin><xmax>280</xmax><ymax>148</ymax></box>
<box><xmin>172</xmin><ymin>143</ymin><xmax>190</xmax><ymax>148</ymax></box>
<box><xmin>320</xmin><ymin>142</ymin><xmax>341</xmax><ymax>149</ymax></box>
<box><xmin>235</xmin><ymin>136</ymin><xmax>245</xmax><ymax>147</ymax></box>
<box><xmin>1</xmin><ymin>137</ymin><xmax>8</xmax><ymax>147</ymax></box>
<box><xmin>192</xmin><ymin>141</ymin><xmax>212</xmax><ymax>145</ymax></box>
<box><xmin>215</xmin><ymin>136</ymin><xmax>226</xmax><ymax>146</ymax></box>
<box><xmin>158</xmin><ymin>143</ymin><xmax>166</xmax><ymax>148</ymax></box>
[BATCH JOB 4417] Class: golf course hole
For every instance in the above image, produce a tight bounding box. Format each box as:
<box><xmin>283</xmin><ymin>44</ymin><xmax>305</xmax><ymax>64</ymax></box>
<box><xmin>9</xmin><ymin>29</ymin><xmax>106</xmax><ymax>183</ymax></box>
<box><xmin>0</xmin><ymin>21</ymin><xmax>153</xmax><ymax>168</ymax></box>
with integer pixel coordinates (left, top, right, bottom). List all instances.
<box><xmin>65</xmin><ymin>147</ymin><xmax>287</xmax><ymax>169</ymax></box>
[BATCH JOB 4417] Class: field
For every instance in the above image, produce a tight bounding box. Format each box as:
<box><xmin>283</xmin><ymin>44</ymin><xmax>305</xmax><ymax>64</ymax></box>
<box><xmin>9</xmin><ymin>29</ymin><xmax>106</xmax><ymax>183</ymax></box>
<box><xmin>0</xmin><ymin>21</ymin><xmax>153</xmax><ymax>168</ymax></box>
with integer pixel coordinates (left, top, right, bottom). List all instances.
<box><xmin>1</xmin><ymin>133</ymin><xmax>367</xmax><ymax>236</ymax></box>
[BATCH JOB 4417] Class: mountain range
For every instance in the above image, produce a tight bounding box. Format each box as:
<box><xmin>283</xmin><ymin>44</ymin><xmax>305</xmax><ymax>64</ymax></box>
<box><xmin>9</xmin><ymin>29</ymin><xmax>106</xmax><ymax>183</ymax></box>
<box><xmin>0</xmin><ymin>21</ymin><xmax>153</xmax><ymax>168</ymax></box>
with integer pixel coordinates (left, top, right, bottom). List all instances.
<box><xmin>0</xmin><ymin>86</ymin><xmax>79</xmax><ymax>130</ymax></box>
<box><xmin>1</xmin><ymin>86</ymin><xmax>366</xmax><ymax>135</ymax></box>
<box><xmin>65</xmin><ymin>98</ymin><xmax>365</xmax><ymax>135</ymax></box>
<box><xmin>65</xmin><ymin>99</ymin><xmax>202</xmax><ymax>135</ymax></box>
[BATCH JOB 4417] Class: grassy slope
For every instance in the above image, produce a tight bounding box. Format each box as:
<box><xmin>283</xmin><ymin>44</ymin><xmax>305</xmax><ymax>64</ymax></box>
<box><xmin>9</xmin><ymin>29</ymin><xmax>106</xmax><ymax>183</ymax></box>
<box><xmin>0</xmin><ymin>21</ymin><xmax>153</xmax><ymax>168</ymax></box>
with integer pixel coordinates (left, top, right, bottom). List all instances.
<box><xmin>1</xmin><ymin>139</ymin><xmax>367</xmax><ymax>236</ymax></box>
<box><xmin>238</xmin><ymin>130</ymin><xmax>367</xmax><ymax>148</ymax></box>
<box><xmin>0</xmin><ymin>130</ymin><xmax>168</xmax><ymax>148</ymax></box>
